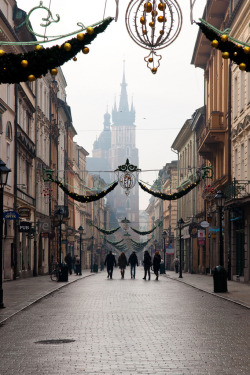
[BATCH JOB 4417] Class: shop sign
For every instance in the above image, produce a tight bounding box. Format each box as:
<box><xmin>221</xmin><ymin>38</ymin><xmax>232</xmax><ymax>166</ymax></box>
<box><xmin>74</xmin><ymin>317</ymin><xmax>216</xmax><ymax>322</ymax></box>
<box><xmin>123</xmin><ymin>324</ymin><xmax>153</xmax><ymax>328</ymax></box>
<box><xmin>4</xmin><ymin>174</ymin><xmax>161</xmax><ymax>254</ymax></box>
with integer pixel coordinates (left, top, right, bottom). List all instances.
<box><xmin>3</xmin><ymin>211</ymin><xmax>20</xmax><ymax>220</ymax></box>
<box><xmin>19</xmin><ymin>221</ymin><xmax>31</xmax><ymax>232</ymax></box>
<box><xmin>200</xmin><ymin>220</ymin><xmax>209</xmax><ymax>228</ymax></box>
<box><xmin>18</xmin><ymin>207</ymin><xmax>31</xmax><ymax>218</ymax></box>
<box><xmin>189</xmin><ymin>222</ymin><xmax>199</xmax><ymax>238</ymax></box>
<box><xmin>183</xmin><ymin>226</ymin><xmax>190</xmax><ymax>239</ymax></box>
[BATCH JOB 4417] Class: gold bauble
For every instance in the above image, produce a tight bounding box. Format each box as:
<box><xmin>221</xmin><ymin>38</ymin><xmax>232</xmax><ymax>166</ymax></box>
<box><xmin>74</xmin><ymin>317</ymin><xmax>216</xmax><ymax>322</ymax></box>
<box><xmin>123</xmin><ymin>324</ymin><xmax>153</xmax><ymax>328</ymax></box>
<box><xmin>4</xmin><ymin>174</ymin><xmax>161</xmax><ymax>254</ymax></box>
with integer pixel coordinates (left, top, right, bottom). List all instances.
<box><xmin>148</xmin><ymin>58</ymin><xmax>153</xmax><ymax>63</ymax></box>
<box><xmin>243</xmin><ymin>46</ymin><xmax>250</xmax><ymax>54</ymax></box>
<box><xmin>144</xmin><ymin>2</ymin><xmax>152</xmax><ymax>12</ymax></box>
<box><xmin>149</xmin><ymin>21</ymin><xmax>155</xmax><ymax>27</ymax></box>
<box><xmin>35</xmin><ymin>45</ymin><xmax>43</xmax><ymax>51</ymax></box>
<box><xmin>64</xmin><ymin>43</ymin><xmax>72</xmax><ymax>51</ymax></box>
<box><xmin>86</xmin><ymin>27</ymin><xmax>94</xmax><ymax>35</ymax></box>
<box><xmin>211</xmin><ymin>40</ymin><xmax>219</xmax><ymax>48</ymax></box>
<box><xmin>239</xmin><ymin>63</ymin><xmax>246</xmax><ymax>71</ymax></box>
<box><xmin>27</xmin><ymin>75</ymin><xmax>36</xmax><ymax>82</ymax></box>
<box><xmin>152</xmin><ymin>67</ymin><xmax>157</xmax><ymax>74</ymax></box>
<box><xmin>82</xmin><ymin>47</ymin><xmax>89</xmax><ymax>54</ymax></box>
<box><xmin>50</xmin><ymin>68</ymin><xmax>58</xmax><ymax>75</ymax></box>
<box><xmin>21</xmin><ymin>60</ymin><xmax>29</xmax><ymax>68</ymax></box>
<box><xmin>73</xmin><ymin>57</ymin><xmax>77</xmax><ymax>61</ymax></box>
<box><xmin>158</xmin><ymin>2</ymin><xmax>166</xmax><ymax>11</ymax></box>
<box><xmin>234</xmin><ymin>52</ymin><xmax>238</xmax><ymax>56</ymax></box>
<box><xmin>237</xmin><ymin>44</ymin><xmax>242</xmax><ymax>49</ymax></box>
<box><xmin>143</xmin><ymin>30</ymin><xmax>147</xmax><ymax>35</ymax></box>
<box><xmin>0</xmin><ymin>50</ymin><xmax>5</xmax><ymax>57</ymax></box>
<box><xmin>222</xmin><ymin>51</ymin><xmax>230</xmax><ymax>59</ymax></box>
<box><xmin>158</xmin><ymin>16</ymin><xmax>165</xmax><ymax>23</ymax></box>
<box><xmin>159</xmin><ymin>30</ymin><xmax>164</xmax><ymax>35</ymax></box>
<box><xmin>77</xmin><ymin>33</ymin><xmax>85</xmax><ymax>41</ymax></box>
<box><xmin>221</xmin><ymin>34</ymin><xmax>228</xmax><ymax>42</ymax></box>
<box><xmin>151</xmin><ymin>10</ymin><xmax>158</xmax><ymax>16</ymax></box>
<box><xmin>140</xmin><ymin>16</ymin><xmax>146</xmax><ymax>24</ymax></box>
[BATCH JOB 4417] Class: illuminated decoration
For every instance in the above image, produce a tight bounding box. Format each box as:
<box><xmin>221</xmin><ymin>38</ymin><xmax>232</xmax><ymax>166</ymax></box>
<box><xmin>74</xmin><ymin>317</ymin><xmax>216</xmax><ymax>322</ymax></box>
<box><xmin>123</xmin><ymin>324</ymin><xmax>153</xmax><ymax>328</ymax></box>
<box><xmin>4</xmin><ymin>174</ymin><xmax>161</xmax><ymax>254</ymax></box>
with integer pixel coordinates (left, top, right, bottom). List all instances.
<box><xmin>125</xmin><ymin>1</ymin><xmax>182</xmax><ymax>73</ymax></box>
<box><xmin>42</xmin><ymin>169</ymin><xmax>118</xmax><ymax>203</ymax></box>
<box><xmin>115</xmin><ymin>159</ymin><xmax>141</xmax><ymax>196</ymax></box>
<box><xmin>198</xmin><ymin>19</ymin><xmax>250</xmax><ymax>72</ymax></box>
<box><xmin>0</xmin><ymin>4</ymin><xmax>113</xmax><ymax>84</ymax></box>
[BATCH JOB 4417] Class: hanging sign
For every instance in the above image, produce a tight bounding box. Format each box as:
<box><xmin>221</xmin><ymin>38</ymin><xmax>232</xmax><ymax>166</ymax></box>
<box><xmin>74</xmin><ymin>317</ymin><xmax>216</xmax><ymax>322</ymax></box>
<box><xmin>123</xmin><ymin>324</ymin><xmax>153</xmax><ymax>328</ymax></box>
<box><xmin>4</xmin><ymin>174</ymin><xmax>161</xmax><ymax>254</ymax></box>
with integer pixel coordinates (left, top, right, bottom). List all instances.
<box><xmin>200</xmin><ymin>220</ymin><xmax>209</xmax><ymax>228</ymax></box>
<box><xmin>3</xmin><ymin>211</ymin><xmax>20</xmax><ymax>220</ymax></box>
<box><xmin>18</xmin><ymin>207</ymin><xmax>31</xmax><ymax>218</ymax></box>
<box><xmin>19</xmin><ymin>221</ymin><xmax>31</xmax><ymax>232</ymax></box>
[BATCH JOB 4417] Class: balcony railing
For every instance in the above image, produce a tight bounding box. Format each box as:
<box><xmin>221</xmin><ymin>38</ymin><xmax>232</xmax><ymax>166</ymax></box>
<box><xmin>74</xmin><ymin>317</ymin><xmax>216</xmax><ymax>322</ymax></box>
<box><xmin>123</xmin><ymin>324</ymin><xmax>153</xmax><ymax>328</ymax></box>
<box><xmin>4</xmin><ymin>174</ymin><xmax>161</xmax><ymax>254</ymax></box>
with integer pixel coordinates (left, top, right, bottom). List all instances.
<box><xmin>198</xmin><ymin>111</ymin><xmax>225</xmax><ymax>150</ymax></box>
<box><xmin>225</xmin><ymin>178</ymin><xmax>250</xmax><ymax>201</ymax></box>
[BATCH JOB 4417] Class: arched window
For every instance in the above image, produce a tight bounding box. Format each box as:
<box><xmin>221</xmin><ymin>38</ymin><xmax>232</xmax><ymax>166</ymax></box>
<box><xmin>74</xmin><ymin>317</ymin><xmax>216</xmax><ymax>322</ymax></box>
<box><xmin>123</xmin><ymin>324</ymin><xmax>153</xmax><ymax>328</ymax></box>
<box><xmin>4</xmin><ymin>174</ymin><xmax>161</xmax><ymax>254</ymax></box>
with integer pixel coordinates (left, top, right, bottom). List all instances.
<box><xmin>126</xmin><ymin>199</ymin><xmax>130</xmax><ymax>209</ymax></box>
<box><xmin>6</xmin><ymin>121</ymin><xmax>12</xmax><ymax>140</ymax></box>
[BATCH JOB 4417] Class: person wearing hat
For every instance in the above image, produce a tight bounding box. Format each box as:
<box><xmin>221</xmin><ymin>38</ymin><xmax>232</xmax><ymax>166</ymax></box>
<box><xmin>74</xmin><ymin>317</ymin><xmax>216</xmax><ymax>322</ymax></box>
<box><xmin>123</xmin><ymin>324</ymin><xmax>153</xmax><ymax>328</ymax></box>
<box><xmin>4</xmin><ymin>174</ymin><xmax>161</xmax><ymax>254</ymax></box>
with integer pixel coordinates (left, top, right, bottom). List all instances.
<box><xmin>153</xmin><ymin>251</ymin><xmax>161</xmax><ymax>280</ymax></box>
<box><xmin>128</xmin><ymin>251</ymin><xmax>139</xmax><ymax>279</ymax></box>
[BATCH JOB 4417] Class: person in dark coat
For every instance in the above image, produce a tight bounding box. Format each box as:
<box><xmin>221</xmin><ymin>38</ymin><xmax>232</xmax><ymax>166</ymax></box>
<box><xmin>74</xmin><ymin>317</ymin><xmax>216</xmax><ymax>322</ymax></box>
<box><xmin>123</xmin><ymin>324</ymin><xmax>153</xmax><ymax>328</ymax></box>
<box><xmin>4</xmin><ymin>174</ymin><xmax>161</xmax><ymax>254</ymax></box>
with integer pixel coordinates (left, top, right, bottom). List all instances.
<box><xmin>153</xmin><ymin>251</ymin><xmax>161</xmax><ymax>280</ymax></box>
<box><xmin>128</xmin><ymin>251</ymin><xmax>139</xmax><ymax>279</ymax></box>
<box><xmin>104</xmin><ymin>250</ymin><xmax>116</xmax><ymax>279</ymax></box>
<box><xmin>118</xmin><ymin>252</ymin><xmax>128</xmax><ymax>279</ymax></box>
<box><xmin>143</xmin><ymin>250</ymin><xmax>152</xmax><ymax>280</ymax></box>
<box><xmin>64</xmin><ymin>253</ymin><xmax>72</xmax><ymax>275</ymax></box>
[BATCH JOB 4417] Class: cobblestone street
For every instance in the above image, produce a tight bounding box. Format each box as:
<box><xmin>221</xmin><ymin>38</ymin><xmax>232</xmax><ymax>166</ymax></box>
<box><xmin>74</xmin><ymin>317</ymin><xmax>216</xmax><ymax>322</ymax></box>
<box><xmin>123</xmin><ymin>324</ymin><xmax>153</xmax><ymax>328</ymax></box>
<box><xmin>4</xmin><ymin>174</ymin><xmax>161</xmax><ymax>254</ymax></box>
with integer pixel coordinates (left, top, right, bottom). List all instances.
<box><xmin>0</xmin><ymin>268</ymin><xmax>250</xmax><ymax>375</ymax></box>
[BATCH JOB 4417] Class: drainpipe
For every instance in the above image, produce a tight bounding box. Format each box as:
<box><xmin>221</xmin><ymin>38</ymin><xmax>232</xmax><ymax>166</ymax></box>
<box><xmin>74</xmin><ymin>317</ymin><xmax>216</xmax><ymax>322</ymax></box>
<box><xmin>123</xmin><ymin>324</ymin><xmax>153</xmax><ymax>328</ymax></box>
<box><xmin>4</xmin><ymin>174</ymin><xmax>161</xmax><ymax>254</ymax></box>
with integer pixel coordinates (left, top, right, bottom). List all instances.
<box><xmin>13</xmin><ymin>84</ymin><xmax>18</xmax><ymax>280</ymax></box>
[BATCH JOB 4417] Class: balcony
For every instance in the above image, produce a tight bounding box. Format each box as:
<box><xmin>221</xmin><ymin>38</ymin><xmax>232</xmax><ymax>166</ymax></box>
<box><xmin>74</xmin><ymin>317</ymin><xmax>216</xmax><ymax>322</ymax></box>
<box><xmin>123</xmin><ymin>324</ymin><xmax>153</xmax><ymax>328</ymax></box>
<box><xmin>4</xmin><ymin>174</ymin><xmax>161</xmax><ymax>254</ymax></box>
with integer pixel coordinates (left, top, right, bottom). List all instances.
<box><xmin>17</xmin><ymin>124</ymin><xmax>35</xmax><ymax>158</ymax></box>
<box><xmin>197</xmin><ymin>112</ymin><xmax>226</xmax><ymax>157</ymax></box>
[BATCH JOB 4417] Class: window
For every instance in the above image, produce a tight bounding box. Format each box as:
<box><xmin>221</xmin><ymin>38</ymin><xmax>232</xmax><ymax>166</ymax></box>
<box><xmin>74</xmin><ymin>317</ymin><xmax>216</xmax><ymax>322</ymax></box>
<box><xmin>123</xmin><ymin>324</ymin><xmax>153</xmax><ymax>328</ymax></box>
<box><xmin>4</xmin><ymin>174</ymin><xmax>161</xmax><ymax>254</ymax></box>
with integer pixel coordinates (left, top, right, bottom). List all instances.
<box><xmin>6</xmin><ymin>143</ymin><xmax>11</xmax><ymax>185</ymax></box>
<box><xmin>241</xmin><ymin>143</ymin><xmax>244</xmax><ymax>180</ymax></box>
<box><xmin>240</xmin><ymin>71</ymin><xmax>245</xmax><ymax>112</ymax></box>
<box><xmin>6</xmin><ymin>121</ymin><xmax>12</xmax><ymax>140</ymax></box>
<box><xmin>126</xmin><ymin>199</ymin><xmax>130</xmax><ymax>209</ymax></box>
<box><xmin>233</xmin><ymin>76</ymin><xmax>238</xmax><ymax>119</ymax></box>
<box><xmin>234</xmin><ymin>148</ymin><xmax>238</xmax><ymax>179</ymax></box>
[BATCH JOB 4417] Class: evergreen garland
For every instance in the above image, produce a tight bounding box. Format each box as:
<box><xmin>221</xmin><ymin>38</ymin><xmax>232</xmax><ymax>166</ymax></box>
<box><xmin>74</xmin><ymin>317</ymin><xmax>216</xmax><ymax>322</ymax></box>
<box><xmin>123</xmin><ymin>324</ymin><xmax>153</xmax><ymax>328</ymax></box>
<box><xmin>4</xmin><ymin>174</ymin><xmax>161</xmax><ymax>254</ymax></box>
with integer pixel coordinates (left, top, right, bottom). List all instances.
<box><xmin>0</xmin><ymin>17</ymin><xmax>113</xmax><ymax>84</ymax></box>
<box><xmin>138</xmin><ymin>178</ymin><xmax>201</xmax><ymax>200</ymax></box>
<box><xmin>130</xmin><ymin>226</ymin><xmax>157</xmax><ymax>235</ymax></box>
<box><xmin>105</xmin><ymin>239</ymin><xmax>124</xmax><ymax>246</ymax></box>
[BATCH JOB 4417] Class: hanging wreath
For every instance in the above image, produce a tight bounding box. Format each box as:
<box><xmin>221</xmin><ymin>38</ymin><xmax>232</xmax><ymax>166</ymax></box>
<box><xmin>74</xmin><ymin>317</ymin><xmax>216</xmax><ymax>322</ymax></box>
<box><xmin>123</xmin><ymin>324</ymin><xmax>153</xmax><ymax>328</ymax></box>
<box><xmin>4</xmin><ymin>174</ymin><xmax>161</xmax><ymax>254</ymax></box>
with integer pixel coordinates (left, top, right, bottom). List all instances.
<box><xmin>139</xmin><ymin>178</ymin><xmax>201</xmax><ymax>200</ymax></box>
<box><xmin>197</xmin><ymin>20</ymin><xmax>250</xmax><ymax>72</ymax></box>
<box><xmin>0</xmin><ymin>17</ymin><xmax>113</xmax><ymax>84</ymax></box>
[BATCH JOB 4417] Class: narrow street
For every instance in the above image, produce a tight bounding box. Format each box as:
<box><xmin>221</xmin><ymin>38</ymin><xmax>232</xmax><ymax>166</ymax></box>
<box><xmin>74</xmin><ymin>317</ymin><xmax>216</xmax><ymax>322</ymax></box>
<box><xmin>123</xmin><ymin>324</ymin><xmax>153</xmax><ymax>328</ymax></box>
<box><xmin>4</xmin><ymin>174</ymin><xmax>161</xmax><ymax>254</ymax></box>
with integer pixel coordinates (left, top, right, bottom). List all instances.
<box><xmin>0</xmin><ymin>268</ymin><xmax>249</xmax><ymax>375</ymax></box>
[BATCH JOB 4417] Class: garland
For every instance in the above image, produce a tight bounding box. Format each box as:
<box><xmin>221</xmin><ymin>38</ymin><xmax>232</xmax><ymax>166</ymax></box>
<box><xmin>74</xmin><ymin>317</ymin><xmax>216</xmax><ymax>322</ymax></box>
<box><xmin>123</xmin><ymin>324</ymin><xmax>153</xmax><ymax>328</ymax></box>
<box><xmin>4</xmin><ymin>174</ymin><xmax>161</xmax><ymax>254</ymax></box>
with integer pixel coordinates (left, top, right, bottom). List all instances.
<box><xmin>87</xmin><ymin>221</ymin><xmax>120</xmax><ymax>235</ymax></box>
<box><xmin>0</xmin><ymin>17</ymin><xmax>113</xmax><ymax>84</ymax></box>
<box><xmin>139</xmin><ymin>178</ymin><xmax>201</xmax><ymax>200</ymax></box>
<box><xmin>130</xmin><ymin>226</ymin><xmax>157</xmax><ymax>235</ymax></box>
<box><xmin>130</xmin><ymin>238</ymin><xmax>151</xmax><ymax>248</ymax></box>
<box><xmin>197</xmin><ymin>21</ymin><xmax>250</xmax><ymax>72</ymax></box>
<box><xmin>55</xmin><ymin>180</ymin><xmax>118</xmax><ymax>203</ymax></box>
<box><xmin>105</xmin><ymin>239</ymin><xmax>124</xmax><ymax>246</ymax></box>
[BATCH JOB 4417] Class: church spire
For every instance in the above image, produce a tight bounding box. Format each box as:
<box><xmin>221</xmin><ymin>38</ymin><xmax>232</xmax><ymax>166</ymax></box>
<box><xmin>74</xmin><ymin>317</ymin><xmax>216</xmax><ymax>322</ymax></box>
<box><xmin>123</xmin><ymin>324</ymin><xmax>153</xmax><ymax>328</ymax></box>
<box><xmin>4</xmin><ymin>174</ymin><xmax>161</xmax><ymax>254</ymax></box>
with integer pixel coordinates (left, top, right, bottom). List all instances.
<box><xmin>118</xmin><ymin>60</ymin><xmax>129</xmax><ymax>113</ymax></box>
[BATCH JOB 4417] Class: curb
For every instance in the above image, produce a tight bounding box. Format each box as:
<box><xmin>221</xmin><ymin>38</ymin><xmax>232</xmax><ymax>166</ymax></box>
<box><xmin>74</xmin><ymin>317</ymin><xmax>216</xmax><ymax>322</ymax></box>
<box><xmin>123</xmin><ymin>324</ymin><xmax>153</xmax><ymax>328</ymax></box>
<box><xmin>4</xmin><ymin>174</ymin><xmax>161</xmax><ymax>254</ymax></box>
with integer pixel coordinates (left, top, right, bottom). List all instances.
<box><xmin>0</xmin><ymin>273</ymin><xmax>95</xmax><ymax>325</ymax></box>
<box><xmin>165</xmin><ymin>274</ymin><xmax>250</xmax><ymax>310</ymax></box>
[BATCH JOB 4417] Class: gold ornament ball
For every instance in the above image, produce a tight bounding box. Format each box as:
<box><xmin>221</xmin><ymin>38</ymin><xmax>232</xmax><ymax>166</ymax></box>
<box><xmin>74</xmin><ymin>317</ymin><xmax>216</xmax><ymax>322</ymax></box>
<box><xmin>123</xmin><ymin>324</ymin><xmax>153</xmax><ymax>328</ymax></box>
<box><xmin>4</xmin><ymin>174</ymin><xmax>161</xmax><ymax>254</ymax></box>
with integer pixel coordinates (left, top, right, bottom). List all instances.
<box><xmin>159</xmin><ymin>30</ymin><xmax>164</xmax><ymax>35</ymax></box>
<box><xmin>151</xmin><ymin>10</ymin><xmax>158</xmax><ymax>16</ymax></box>
<box><xmin>144</xmin><ymin>2</ymin><xmax>152</xmax><ymax>12</ymax></box>
<box><xmin>221</xmin><ymin>34</ymin><xmax>228</xmax><ymax>42</ymax></box>
<box><xmin>158</xmin><ymin>16</ymin><xmax>164</xmax><ymax>23</ymax></box>
<box><xmin>143</xmin><ymin>30</ymin><xmax>147</xmax><ymax>35</ymax></box>
<box><xmin>237</xmin><ymin>44</ymin><xmax>242</xmax><ymax>49</ymax></box>
<box><xmin>21</xmin><ymin>60</ymin><xmax>29</xmax><ymax>68</ymax></box>
<box><xmin>243</xmin><ymin>46</ymin><xmax>250</xmax><ymax>54</ymax></box>
<box><xmin>158</xmin><ymin>2</ymin><xmax>166</xmax><ymax>11</ymax></box>
<box><xmin>239</xmin><ymin>63</ymin><xmax>246</xmax><ymax>71</ymax></box>
<box><xmin>35</xmin><ymin>45</ymin><xmax>43</xmax><ymax>51</ymax></box>
<box><xmin>152</xmin><ymin>67</ymin><xmax>157</xmax><ymax>74</ymax></box>
<box><xmin>86</xmin><ymin>27</ymin><xmax>94</xmax><ymax>35</ymax></box>
<box><xmin>77</xmin><ymin>33</ymin><xmax>85</xmax><ymax>41</ymax></box>
<box><xmin>82</xmin><ymin>47</ymin><xmax>89</xmax><ymax>54</ymax></box>
<box><xmin>0</xmin><ymin>50</ymin><xmax>5</xmax><ymax>57</ymax></box>
<box><xmin>211</xmin><ymin>40</ymin><xmax>219</xmax><ymax>48</ymax></box>
<box><xmin>149</xmin><ymin>21</ymin><xmax>155</xmax><ymax>27</ymax></box>
<box><xmin>234</xmin><ymin>52</ymin><xmax>238</xmax><ymax>56</ymax></box>
<box><xmin>27</xmin><ymin>75</ymin><xmax>36</xmax><ymax>82</ymax></box>
<box><xmin>222</xmin><ymin>51</ymin><xmax>230</xmax><ymax>59</ymax></box>
<box><xmin>64</xmin><ymin>43</ymin><xmax>72</xmax><ymax>51</ymax></box>
<box><xmin>148</xmin><ymin>58</ymin><xmax>153</xmax><ymax>63</ymax></box>
<box><xmin>140</xmin><ymin>16</ymin><xmax>146</xmax><ymax>24</ymax></box>
<box><xmin>73</xmin><ymin>57</ymin><xmax>77</xmax><ymax>61</ymax></box>
<box><xmin>50</xmin><ymin>68</ymin><xmax>58</xmax><ymax>76</ymax></box>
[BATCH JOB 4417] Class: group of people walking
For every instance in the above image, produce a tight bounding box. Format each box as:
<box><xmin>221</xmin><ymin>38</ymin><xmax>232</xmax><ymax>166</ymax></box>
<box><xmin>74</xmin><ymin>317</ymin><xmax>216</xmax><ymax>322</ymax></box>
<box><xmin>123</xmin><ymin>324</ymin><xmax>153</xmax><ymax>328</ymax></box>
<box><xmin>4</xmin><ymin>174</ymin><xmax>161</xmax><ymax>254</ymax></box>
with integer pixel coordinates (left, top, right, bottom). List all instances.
<box><xmin>104</xmin><ymin>250</ymin><xmax>162</xmax><ymax>280</ymax></box>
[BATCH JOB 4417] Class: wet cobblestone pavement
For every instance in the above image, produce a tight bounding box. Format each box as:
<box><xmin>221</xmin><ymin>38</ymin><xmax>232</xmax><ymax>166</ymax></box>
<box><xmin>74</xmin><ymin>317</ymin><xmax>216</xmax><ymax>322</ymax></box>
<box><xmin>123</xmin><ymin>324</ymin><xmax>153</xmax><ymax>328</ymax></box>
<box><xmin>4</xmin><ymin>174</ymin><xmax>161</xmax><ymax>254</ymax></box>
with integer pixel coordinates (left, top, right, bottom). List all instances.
<box><xmin>0</xmin><ymin>268</ymin><xmax>249</xmax><ymax>374</ymax></box>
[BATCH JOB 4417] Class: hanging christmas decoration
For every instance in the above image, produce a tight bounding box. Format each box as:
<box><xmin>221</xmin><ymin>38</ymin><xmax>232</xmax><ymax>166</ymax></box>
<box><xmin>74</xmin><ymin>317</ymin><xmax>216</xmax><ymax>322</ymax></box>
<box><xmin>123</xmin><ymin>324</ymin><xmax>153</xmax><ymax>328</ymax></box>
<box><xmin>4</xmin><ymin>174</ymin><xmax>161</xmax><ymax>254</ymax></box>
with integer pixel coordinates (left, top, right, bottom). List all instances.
<box><xmin>197</xmin><ymin>19</ymin><xmax>250</xmax><ymax>72</ymax></box>
<box><xmin>87</xmin><ymin>221</ymin><xmax>120</xmax><ymax>235</ymax></box>
<box><xmin>125</xmin><ymin>1</ymin><xmax>182</xmax><ymax>74</ymax></box>
<box><xmin>0</xmin><ymin>4</ymin><xmax>113</xmax><ymax>84</ymax></box>
<box><xmin>130</xmin><ymin>225</ymin><xmax>157</xmax><ymax>235</ymax></box>
<box><xmin>115</xmin><ymin>159</ymin><xmax>141</xmax><ymax>196</ymax></box>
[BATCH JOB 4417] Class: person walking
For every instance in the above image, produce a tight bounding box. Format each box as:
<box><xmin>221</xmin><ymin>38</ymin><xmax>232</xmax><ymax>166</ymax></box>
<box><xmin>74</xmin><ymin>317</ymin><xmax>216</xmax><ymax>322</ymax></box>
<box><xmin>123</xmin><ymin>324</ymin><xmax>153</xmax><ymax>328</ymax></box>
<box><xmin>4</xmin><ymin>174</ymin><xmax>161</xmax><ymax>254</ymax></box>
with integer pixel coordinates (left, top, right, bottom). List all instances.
<box><xmin>153</xmin><ymin>251</ymin><xmax>161</xmax><ymax>280</ymax></box>
<box><xmin>118</xmin><ymin>251</ymin><xmax>128</xmax><ymax>279</ymax></box>
<box><xmin>143</xmin><ymin>250</ymin><xmax>152</xmax><ymax>280</ymax></box>
<box><xmin>75</xmin><ymin>255</ymin><xmax>80</xmax><ymax>275</ymax></box>
<box><xmin>104</xmin><ymin>250</ymin><xmax>116</xmax><ymax>279</ymax></box>
<box><xmin>64</xmin><ymin>253</ymin><xmax>72</xmax><ymax>275</ymax></box>
<box><xmin>173</xmin><ymin>257</ymin><xmax>180</xmax><ymax>273</ymax></box>
<box><xmin>128</xmin><ymin>251</ymin><xmax>138</xmax><ymax>279</ymax></box>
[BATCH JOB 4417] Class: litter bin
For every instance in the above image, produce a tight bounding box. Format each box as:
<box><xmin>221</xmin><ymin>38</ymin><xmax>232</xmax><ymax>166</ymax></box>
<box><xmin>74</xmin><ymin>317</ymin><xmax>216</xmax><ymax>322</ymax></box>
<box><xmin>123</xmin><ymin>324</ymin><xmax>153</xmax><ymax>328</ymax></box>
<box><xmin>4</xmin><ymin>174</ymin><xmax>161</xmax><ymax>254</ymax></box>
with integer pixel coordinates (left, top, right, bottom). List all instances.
<box><xmin>58</xmin><ymin>263</ymin><xmax>68</xmax><ymax>282</ymax></box>
<box><xmin>160</xmin><ymin>262</ymin><xmax>165</xmax><ymax>274</ymax></box>
<box><xmin>93</xmin><ymin>263</ymin><xmax>98</xmax><ymax>273</ymax></box>
<box><xmin>213</xmin><ymin>265</ymin><xmax>227</xmax><ymax>293</ymax></box>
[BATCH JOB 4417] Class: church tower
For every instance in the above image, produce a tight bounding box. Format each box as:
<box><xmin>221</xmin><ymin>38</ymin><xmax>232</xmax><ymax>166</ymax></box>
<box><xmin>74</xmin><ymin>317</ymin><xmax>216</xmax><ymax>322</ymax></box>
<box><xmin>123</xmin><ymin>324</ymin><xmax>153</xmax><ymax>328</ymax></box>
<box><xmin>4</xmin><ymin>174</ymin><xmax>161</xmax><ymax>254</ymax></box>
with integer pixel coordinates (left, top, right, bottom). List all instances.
<box><xmin>107</xmin><ymin>67</ymin><xmax>139</xmax><ymax>226</ymax></box>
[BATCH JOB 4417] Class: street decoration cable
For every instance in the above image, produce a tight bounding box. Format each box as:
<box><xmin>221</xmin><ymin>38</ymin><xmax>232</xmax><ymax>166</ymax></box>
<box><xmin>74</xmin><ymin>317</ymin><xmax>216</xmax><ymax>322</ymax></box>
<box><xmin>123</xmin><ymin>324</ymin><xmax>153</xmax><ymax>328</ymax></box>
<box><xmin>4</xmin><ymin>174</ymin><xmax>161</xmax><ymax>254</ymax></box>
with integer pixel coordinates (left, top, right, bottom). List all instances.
<box><xmin>197</xmin><ymin>19</ymin><xmax>250</xmax><ymax>72</ymax></box>
<box><xmin>0</xmin><ymin>8</ymin><xmax>113</xmax><ymax>84</ymax></box>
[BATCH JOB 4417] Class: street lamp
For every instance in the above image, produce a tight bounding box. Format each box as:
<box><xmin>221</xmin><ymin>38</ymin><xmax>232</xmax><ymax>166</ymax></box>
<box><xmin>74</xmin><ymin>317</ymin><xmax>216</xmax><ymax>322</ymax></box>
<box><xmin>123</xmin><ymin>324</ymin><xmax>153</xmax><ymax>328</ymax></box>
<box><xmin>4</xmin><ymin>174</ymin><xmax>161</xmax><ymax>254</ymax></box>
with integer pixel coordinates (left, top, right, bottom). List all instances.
<box><xmin>0</xmin><ymin>159</ymin><xmax>11</xmax><ymax>308</ymax></box>
<box><xmin>162</xmin><ymin>231</ymin><xmax>167</xmax><ymax>273</ymax></box>
<box><xmin>78</xmin><ymin>225</ymin><xmax>84</xmax><ymax>276</ymax></box>
<box><xmin>177</xmin><ymin>218</ymin><xmax>184</xmax><ymax>278</ymax></box>
<box><xmin>215</xmin><ymin>190</ymin><xmax>225</xmax><ymax>266</ymax></box>
<box><xmin>91</xmin><ymin>235</ymin><xmax>94</xmax><ymax>272</ymax></box>
<box><xmin>55</xmin><ymin>208</ymin><xmax>64</xmax><ymax>265</ymax></box>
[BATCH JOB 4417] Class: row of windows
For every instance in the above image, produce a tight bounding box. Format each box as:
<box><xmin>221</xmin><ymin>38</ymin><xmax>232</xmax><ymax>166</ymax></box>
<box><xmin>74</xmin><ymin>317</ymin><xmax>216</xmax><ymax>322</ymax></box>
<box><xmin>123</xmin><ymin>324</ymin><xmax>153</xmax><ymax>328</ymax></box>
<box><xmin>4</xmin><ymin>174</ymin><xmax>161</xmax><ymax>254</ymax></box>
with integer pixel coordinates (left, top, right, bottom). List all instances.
<box><xmin>233</xmin><ymin>71</ymin><xmax>250</xmax><ymax>119</ymax></box>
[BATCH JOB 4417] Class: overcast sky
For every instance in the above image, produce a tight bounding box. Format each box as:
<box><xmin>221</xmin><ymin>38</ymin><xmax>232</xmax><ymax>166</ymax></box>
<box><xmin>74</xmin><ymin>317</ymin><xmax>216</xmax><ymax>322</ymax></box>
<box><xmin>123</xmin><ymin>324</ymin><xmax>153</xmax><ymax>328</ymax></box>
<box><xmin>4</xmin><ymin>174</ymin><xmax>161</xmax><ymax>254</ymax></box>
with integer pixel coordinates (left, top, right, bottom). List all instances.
<box><xmin>17</xmin><ymin>0</ymin><xmax>207</xmax><ymax>210</ymax></box>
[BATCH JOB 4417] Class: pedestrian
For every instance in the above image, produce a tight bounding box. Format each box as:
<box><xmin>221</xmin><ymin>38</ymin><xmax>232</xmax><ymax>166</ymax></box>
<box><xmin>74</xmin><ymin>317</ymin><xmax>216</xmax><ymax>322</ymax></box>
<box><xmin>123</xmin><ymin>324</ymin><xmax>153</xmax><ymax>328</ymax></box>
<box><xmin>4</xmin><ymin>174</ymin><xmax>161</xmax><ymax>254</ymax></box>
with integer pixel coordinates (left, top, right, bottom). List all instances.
<box><xmin>143</xmin><ymin>250</ymin><xmax>152</xmax><ymax>280</ymax></box>
<box><xmin>64</xmin><ymin>252</ymin><xmax>72</xmax><ymax>275</ymax></box>
<box><xmin>128</xmin><ymin>251</ymin><xmax>139</xmax><ymax>279</ymax></box>
<box><xmin>173</xmin><ymin>257</ymin><xmax>179</xmax><ymax>273</ymax></box>
<box><xmin>118</xmin><ymin>251</ymin><xmax>128</xmax><ymax>279</ymax></box>
<box><xmin>104</xmin><ymin>250</ymin><xmax>116</xmax><ymax>279</ymax></box>
<box><xmin>72</xmin><ymin>255</ymin><xmax>76</xmax><ymax>273</ymax></box>
<box><xmin>75</xmin><ymin>255</ymin><xmax>80</xmax><ymax>275</ymax></box>
<box><xmin>153</xmin><ymin>251</ymin><xmax>161</xmax><ymax>280</ymax></box>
